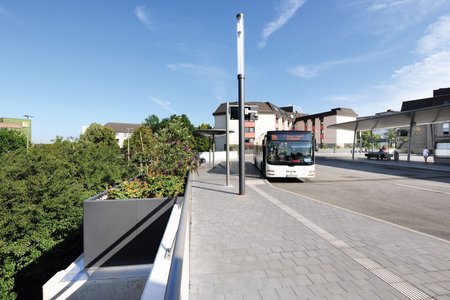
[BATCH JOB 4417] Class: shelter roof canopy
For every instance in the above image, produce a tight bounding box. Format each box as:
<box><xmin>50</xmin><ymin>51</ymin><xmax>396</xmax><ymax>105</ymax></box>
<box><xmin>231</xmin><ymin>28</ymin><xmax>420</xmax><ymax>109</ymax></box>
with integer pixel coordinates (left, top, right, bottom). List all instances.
<box><xmin>328</xmin><ymin>103</ymin><xmax>450</xmax><ymax>131</ymax></box>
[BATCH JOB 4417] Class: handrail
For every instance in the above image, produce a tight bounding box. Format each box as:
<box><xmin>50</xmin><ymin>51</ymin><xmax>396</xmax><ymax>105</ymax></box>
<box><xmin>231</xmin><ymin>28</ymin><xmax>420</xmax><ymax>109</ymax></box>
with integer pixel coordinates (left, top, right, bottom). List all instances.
<box><xmin>164</xmin><ymin>171</ymin><xmax>193</xmax><ymax>300</ymax></box>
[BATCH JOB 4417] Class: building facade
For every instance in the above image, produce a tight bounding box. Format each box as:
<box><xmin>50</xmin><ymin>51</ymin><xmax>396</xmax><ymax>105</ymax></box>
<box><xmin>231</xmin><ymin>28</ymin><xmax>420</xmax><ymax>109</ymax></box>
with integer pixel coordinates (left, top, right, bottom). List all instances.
<box><xmin>212</xmin><ymin>102</ymin><xmax>357</xmax><ymax>150</ymax></box>
<box><xmin>294</xmin><ymin>108</ymin><xmax>357</xmax><ymax>148</ymax></box>
<box><xmin>104</xmin><ymin>122</ymin><xmax>142</xmax><ymax>148</ymax></box>
<box><xmin>0</xmin><ymin>117</ymin><xmax>32</xmax><ymax>143</ymax></box>
<box><xmin>213</xmin><ymin>102</ymin><xmax>303</xmax><ymax>151</ymax></box>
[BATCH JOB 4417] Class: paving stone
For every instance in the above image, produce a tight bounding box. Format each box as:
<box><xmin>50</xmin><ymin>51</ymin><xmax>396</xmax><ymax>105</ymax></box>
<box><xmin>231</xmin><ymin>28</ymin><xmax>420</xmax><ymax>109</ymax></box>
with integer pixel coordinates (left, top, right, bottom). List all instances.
<box><xmin>275</xmin><ymin>287</ymin><xmax>297</xmax><ymax>299</ymax></box>
<box><xmin>424</xmin><ymin>282</ymin><xmax>450</xmax><ymax>295</ymax></box>
<box><xmin>258</xmin><ymin>288</ymin><xmax>279</xmax><ymax>300</ymax></box>
<box><xmin>307</xmin><ymin>273</ymin><xmax>328</xmax><ymax>285</ymax></box>
<box><xmin>242</xmin><ymin>292</ymin><xmax>262</xmax><ymax>300</ymax></box>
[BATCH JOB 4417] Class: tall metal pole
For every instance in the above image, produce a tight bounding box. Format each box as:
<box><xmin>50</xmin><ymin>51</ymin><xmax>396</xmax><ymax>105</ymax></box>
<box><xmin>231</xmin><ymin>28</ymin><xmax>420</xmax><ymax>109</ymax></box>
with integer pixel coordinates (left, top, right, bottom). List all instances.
<box><xmin>407</xmin><ymin>114</ymin><xmax>416</xmax><ymax>162</ymax></box>
<box><xmin>226</xmin><ymin>102</ymin><xmax>230</xmax><ymax>186</ymax></box>
<box><xmin>23</xmin><ymin>114</ymin><xmax>33</xmax><ymax>151</ymax></box>
<box><xmin>237</xmin><ymin>13</ymin><xmax>245</xmax><ymax>195</ymax></box>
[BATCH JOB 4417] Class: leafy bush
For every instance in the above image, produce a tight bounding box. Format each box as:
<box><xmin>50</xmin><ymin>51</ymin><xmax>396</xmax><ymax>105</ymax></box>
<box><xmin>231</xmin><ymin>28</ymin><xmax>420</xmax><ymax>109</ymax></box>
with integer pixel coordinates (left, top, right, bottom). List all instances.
<box><xmin>108</xmin><ymin>175</ymin><xmax>185</xmax><ymax>199</ymax></box>
<box><xmin>0</xmin><ymin>115</ymin><xmax>198</xmax><ymax>298</ymax></box>
<box><xmin>111</xmin><ymin>115</ymin><xmax>197</xmax><ymax>199</ymax></box>
<box><xmin>0</xmin><ymin>139</ymin><xmax>135</xmax><ymax>299</ymax></box>
<box><xmin>0</xmin><ymin>129</ymin><xmax>27</xmax><ymax>155</ymax></box>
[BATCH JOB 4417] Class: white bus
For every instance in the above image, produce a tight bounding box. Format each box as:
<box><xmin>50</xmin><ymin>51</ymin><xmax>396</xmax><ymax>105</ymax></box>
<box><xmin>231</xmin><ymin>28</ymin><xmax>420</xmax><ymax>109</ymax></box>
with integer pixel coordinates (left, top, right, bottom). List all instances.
<box><xmin>254</xmin><ymin>131</ymin><xmax>315</xmax><ymax>179</ymax></box>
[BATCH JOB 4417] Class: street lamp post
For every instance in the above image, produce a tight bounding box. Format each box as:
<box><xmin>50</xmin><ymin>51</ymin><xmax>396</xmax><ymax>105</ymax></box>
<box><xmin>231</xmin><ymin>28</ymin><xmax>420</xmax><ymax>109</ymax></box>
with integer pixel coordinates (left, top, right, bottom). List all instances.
<box><xmin>125</xmin><ymin>128</ymin><xmax>133</xmax><ymax>161</ymax></box>
<box><xmin>237</xmin><ymin>13</ymin><xmax>245</xmax><ymax>195</ymax></box>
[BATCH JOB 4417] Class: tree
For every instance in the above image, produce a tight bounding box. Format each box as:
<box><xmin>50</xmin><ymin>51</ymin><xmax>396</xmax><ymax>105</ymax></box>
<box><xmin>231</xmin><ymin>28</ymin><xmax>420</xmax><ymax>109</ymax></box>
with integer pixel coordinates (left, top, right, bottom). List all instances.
<box><xmin>359</xmin><ymin>131</ymin><xmax>382</xmax><ymax>151</ymax></box>
<box><xmin>127</xmin><ymin>126</ymin><xmax>155</xmax><ymax>172</ymax></box>
<box><xmin>143</xmin><ymin>115</ymin><xmax>160</xmax><ymax>132</ymax></box>
<box><xmin>194</xmin><ymin>123</ymin><xmax>212</xmax><ymax>152</ymax></box>
<box><xmin>79</xmin><ymin>123</ymin><xmax>118</xmax><ymax>149</ymax></box>
<box><xmin>385</xmin><ymin>129</ymin><xmax>398</xmax><ymax>148</ymax></box>
<box><xmin>0</xmin><ymin>138</ymin><xmax>135</xmax><ymax>299</ymax></box>
<box><xmin>150</xmin><ymin>115</ymin><xmax>196</xmax><ymax>177</ymax></box>
<box><xmin>0</xmin><ymin>129</ymin><xmax>27</xmax><ymax>155</ymax></box>
<box><xmin>158</xmin><ymin>114</ymin><xmax>195</xmax><ymax>133</ymax></box>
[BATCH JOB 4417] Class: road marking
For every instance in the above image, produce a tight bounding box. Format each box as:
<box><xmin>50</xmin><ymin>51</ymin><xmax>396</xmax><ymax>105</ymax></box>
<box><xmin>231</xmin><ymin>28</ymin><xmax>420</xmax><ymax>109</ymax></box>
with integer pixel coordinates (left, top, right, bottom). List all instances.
<box><xmin>248</xmin><ymin>183</ymin><xmax>434</xmax><ymax>300</ymax></box>
<box><xmin>396</xmin><ymin>183</ymin><xmax>450</xmax><ymax>195</ymax></box>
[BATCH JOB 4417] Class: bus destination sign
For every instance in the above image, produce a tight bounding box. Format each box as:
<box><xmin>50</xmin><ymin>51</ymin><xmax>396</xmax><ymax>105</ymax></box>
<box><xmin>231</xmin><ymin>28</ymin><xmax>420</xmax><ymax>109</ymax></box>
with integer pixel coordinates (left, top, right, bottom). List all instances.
<box><xmin>269</xmin><ymin>133</ymin><xmax>310</xmax><ymax>141</ymax></box>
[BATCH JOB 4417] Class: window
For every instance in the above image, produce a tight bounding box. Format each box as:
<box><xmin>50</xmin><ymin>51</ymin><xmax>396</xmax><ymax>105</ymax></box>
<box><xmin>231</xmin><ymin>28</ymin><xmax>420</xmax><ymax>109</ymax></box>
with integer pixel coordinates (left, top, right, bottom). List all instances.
<box><xmin>444</xmin><ymin>123</ymin><xmax>449</xmax><ymax>135</ymax></box>
<box><xmin>244</xmin><ymin>127</ymin><xmax>255</xmax><ymax>133</ymax></box>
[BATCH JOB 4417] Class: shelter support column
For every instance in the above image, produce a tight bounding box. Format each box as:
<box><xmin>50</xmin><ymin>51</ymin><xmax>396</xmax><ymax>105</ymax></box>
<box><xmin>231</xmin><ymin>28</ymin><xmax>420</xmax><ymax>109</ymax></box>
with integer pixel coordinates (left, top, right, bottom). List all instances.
<box><xmin>351</xmin><ymin>122</ymin><xmax>359</xmax><ymax>160</ymax></box>
<box><xmin>407</xmin><ymin>113</ymin><xmax>416</xmax><ymax>162</ymax></box>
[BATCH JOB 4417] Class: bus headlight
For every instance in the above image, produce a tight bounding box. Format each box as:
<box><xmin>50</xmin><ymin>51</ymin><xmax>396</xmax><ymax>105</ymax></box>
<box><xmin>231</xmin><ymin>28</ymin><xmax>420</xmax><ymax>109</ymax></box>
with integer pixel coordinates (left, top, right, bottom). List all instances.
<box><xmin>267</xmin><ymin>169</ymin><xmax>275</xmax><ymax>175</ymax></box>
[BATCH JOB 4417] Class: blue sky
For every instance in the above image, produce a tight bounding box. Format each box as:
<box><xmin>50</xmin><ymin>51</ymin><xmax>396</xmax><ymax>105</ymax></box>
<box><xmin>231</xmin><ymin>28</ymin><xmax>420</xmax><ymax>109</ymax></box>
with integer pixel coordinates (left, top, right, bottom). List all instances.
<box><xmin>2</xmin><ymin>0</ymin><xmax>450</xmax><ymax>143</ymax></box>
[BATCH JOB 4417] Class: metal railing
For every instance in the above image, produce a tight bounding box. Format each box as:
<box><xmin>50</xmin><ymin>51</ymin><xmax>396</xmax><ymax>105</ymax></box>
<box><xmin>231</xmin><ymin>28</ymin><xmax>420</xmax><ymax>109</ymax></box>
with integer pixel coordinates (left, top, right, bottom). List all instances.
<box><xmin>164</xmin><ymin>171</ymin><xmax>193</xmax><ymax>300</ymax></box>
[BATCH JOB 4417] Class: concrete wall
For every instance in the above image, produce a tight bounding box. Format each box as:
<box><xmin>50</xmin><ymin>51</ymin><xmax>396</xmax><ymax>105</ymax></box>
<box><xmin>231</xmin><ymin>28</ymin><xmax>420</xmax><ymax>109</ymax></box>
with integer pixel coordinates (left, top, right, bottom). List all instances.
<box><xmin>42</xmin><ymin>256</ymin><xmax>150</xmax><ymax>300</ymax></box>
<box><xmin>83</xmin><ymin>197</ymin><xmax>175</xmax><ymax>268</ymax></box>
<box><xmin>199</xmin><ymin>151</ymin><xmax>239</xmax><ymax>164</ymax></box>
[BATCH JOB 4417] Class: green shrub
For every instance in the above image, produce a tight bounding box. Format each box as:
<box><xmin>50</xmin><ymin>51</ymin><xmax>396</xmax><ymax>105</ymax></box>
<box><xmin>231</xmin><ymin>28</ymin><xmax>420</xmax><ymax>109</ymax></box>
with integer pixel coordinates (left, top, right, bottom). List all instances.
<box><xmin>108</xmin><ymin>175</ymin><xmax>185</xmax><ymax>199</ymax></box>
<box><xmin>0</xmin><ymin>115</ymin><xmax>198</xmax><ymax>298</ymax></box>
<box><xmin>0</xmin><ymin>139</ymin><xmax>135</xmax><ymax>299</ymax></box>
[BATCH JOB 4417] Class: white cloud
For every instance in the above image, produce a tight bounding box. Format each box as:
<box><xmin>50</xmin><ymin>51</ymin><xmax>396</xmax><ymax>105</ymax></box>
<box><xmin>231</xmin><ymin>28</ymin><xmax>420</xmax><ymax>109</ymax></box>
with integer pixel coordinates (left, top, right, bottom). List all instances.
<box><xmin>167</xmin><ymin>63</ymin><xmax>229</xmax><ymax>99</ymax></box>
<box><xmin>366</xmin><ymin>0</ymin><xmax>448</xmax><ymax>15</ymax></box>
<box><xmin>289</xmin><ymin>51</ymin><xmax>389</xmax><ymax>78</ymax></box>
<box><xmin>259</xmin><ymin>0</ymin><xmax>306</xmax><ymax>48</ymax></box>
<box><xmin>323</xmin><ymin>94</ymin><xmax>364</xmax><ymax>104</ymax></box>
<box><xmin>416</xmin><ymin>15</ymin><xmax>450</xmax><ymax>55</ymax></box>
<box><xmin>289</xmin><ymin>65</ymin><xmax>322</xmax><ymax>78</ymax></box>
<box><xmin>149</xmin><ymin>97</ymin><xmax>176</xmax><ymax>114</ymax></box>
<box><xmin>317</xmin><ymin>13</ymin><xmax>450</xmax><ymax>117</ymax></box>
<box><xmin>352</xmin><ymin>15</ymin><xmax>450</xmax><ymax>116</ymax></box>
<box><xmin>367</xmin><ymin>0</ymin><xmax>416</xmax><ymax>13</ymax></box>
<box><xmin>0</xmin><ymin>6</ymin><xmax>9</xmax><ymax>16</ymax></box>
<box><xmin>0</xmin><ymin>5</ymin><xmax>13</xmax><ymax>19</ymax></box>
<box><xmin>134</xmin><ymin>5</ymin><xmax>153</xmax><ymax>28</ymax></box>
<box><xmin>167</xmin><ymin>63</ymin><xmax>220</xmax><ymax>77</ymax></box>
<box><xmin>381</xmin><ymin>15</ymin><xmax>450</xmax><ymax>104</ymax></box>
<box><xmin>385</xmin><ymin>51</ymin><xmax>450</xmax><ymax>101</ymax></box>
<box><xmin>343</xmin><ymin>0</ymin><xmax>450</xmax><ymax>34</ymax></box>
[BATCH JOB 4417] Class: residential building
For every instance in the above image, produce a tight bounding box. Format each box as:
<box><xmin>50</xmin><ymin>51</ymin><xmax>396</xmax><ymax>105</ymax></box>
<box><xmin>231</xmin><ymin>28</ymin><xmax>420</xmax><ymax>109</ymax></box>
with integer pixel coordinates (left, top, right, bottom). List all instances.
<box><xmin>104</xmin><ymin>122</ymin><xmax>142</xmax><ymax>148</ymax></box>
<box><xmin>212</xmin><ymin>103</ymin><xmax>358</xmax><ymax>150</ymax></box>
<box><xmin>294</xmin><ymin>108</ymin><xmax>358</xmax><ymax>148</ymax></box>
<box><xmin>0</xmin><ymin>117</ymin><xmax>32</xmax><ymax>142</ymax></box>
<box><xmin>212</xmin><ymin>102</ymin><xmax>304</xmax><ymax>151</ymax></box>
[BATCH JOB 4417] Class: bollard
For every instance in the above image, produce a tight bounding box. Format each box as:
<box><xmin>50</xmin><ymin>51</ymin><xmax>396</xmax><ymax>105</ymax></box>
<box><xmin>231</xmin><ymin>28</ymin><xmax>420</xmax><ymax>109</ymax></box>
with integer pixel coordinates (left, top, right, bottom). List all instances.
<box><xmin>394</xmin><ymin>151</ymin><xmax>399</xmax><ymax>161</ymax></box>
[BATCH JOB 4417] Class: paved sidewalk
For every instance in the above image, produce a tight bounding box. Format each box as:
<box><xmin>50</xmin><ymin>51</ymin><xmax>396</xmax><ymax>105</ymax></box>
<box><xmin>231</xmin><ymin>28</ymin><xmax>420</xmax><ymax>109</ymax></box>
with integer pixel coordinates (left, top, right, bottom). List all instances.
<box><xmin>189</xmin><ymin>161</ymin><xmax>450</xmax><ymax>300</ymax></box>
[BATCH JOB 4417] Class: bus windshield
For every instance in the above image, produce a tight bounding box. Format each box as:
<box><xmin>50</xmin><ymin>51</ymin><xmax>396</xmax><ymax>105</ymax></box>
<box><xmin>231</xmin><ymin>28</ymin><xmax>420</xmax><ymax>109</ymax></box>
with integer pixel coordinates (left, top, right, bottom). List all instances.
<box><xmin>266</xmin><ymin>141</ymin><xmax>313</xmax><ymax>165</ymax></box>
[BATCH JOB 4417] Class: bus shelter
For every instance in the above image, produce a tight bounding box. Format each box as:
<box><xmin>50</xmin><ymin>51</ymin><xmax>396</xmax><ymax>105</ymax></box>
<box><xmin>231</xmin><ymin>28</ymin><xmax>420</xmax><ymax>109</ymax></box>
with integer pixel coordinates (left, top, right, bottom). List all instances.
<box><xmin>193</xmin><ymin>129</ymin><xmax>234</xmax><ymax>167</ymax></box>
<box><xmin>328</xmin><ymin>103</ymin><xmax>450</xmax><ymax>162</ymax></box>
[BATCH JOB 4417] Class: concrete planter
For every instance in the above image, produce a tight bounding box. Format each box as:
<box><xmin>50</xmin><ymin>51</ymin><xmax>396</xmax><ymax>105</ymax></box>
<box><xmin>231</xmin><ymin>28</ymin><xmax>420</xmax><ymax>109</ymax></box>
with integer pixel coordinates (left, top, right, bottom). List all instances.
<box><xmin>83</xmin><ymin>194</ymin><xmax>179</xmax><ymax>268</ymax></box>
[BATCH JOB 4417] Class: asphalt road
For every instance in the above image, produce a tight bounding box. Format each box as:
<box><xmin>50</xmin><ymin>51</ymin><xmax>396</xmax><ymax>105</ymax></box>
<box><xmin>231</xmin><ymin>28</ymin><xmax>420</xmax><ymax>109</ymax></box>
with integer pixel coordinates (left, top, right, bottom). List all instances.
<box><xmin>268</xmin><ymin>157</ymin><xmax>450</xmax><ymax>242</ymax></box>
